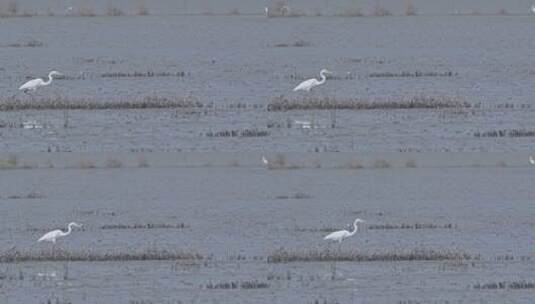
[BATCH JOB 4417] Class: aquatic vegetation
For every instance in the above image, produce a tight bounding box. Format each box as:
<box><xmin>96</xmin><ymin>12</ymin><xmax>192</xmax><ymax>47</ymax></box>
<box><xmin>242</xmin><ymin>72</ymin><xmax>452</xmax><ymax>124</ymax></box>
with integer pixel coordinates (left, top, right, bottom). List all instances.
<box><xmin>368</xmin><ymin>71</ymin><xmax>455</xmax><ymax>78</ymax></box>
<box><xmin>267</xmin><ymin>96</ymin><xmax>469</xmax><ymax>112</ymax></box>
<box><xmin>0</xmin><ymin>248</ymin><xmax>203</xmax><ymax>263</ymax></box>
<box><xmin>274</xmin><ymin>192</ymin><xmax>313</xmax><ymax>200</ymax></box>
<box><xmin>473</xmin><ymin>281</ymin><xmax>535</xmax><ymax>290</ymax></box>
<box><xmin>474</xmin><ymin>129</ymin><xmax>535</xmax><ymax>138</ymax></box>
<box><xmin>0</xmin><ymin>96</ymin><xmax>203</xmax><ymax>111</ymax></box>
<box><xmin>205</xmin><ymin>129</ymin><xmax>269</xmax><ymax>138</ymax></box>
<box><xmin>274</xmin><ymin>40</ymin><xmax>313</xmax><ymax>48</ymax></box>
<box><xmin>373</xmin><ymin>159</ymin><xmax>391</xmax><ymax>169</ymax></box>
<box><xmin>368</xmin><ymin>223</ymin><xmax>455</xmax><ymax>230</ymax></box>
<box><xmin>100</xmin><ymin>71</ymin><xmax>186</xmax><ymax>78</ymax></box>
<box><xmin>205</xmin><ymin>280</ymin><xmax>269</xmax><ymax>289</ymax></box>
<box><xmin>267</xmin><ymin>248</ymin><xmax>476</xmax><ymax>263</ymax></box>
<box><xmin>101</xmin><ymin>223</ymin><xmax>188</xmax><ymax>230</ymax></box>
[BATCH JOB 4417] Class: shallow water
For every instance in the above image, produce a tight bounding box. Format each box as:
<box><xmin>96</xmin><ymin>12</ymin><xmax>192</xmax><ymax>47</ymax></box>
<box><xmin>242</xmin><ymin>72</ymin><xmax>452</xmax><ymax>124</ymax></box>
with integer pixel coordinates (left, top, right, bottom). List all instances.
<box><xmin>1</xmin><ymin>15</ymin><xmax>535</xmax><ymax>152</ymax></box>
<box><xmin>0</xmin><ymin>165</ymin><xmax>534</xmax><ymax>303</ymax></box>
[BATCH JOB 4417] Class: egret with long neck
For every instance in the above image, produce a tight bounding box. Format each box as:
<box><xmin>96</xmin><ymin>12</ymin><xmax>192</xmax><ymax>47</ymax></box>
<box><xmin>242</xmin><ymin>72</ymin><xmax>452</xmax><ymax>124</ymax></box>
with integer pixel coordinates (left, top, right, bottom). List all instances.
<box><xmin>19</xmin><ymin>71</ymin><xmax>63</xmax><ymax>92</ymax></box>
<box><xmin>323</xmin><ymin>218</ymin><xmax>365</xmax><ymax>243</ymax></box>
<box><xmin>293</xmin><ymin>69</ymin><xmax>332</xmax><ymax>92</ymax></box>
<box><xmin>38</xmin><ymin>222</ymin><xmax>83</xmax><ymax>243</ymax></box>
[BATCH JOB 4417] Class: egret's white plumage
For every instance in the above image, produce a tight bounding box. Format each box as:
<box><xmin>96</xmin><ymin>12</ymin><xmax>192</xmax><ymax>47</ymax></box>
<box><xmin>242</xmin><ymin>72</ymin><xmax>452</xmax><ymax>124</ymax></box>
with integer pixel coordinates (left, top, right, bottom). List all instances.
<box><xmin>293</xmin><ymin>69</ymin><xmax>332</xmax><ymax>92</ymax></box>
<box><xmin>262</xmin><ymin>156</ymin><xmax>269</xmax><ymax>165</ymax></box>
<box><xmin>324</xmin><ymin>218</ymin><xmax>365</xmax><ymax>243</ymax></box>
<box><xmin>19</xmin><ymin>71</ymin><xmax>63</xmax><ymax>92</ymax></box>
<box><xmin>37</xmin><ymin>222</ymin><xmax>82</xmax><ymax>243</ymax></box>
<box><xmin>531</xmin><ymin>5</ymin><xmax>535</xmax><ymax>13</ymax></box>
<box><xmin>530</xmin><ymin>156</ymin><xmax>535</xmax><ymax>165</ymax></box>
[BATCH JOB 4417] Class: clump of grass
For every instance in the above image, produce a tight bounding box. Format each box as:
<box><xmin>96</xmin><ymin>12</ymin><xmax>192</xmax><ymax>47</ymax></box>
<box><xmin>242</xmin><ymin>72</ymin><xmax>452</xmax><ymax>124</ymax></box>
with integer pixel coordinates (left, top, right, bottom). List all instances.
<box><xmin>137</xmin><ymin>155</ymin><xmax>149</xmax><ymax>168</ymax></box>
<box><xmin>473</xmin><ymin>281</ymin><xmax>535</xmax><ymax>290</ymax></box>
<box><xmin>75</xmin><ymin>159</ymin><xmax>96</xmax><ymax>169</ymax></box>
<box><xmin>369</xmin><ymin>71</ymin><xmax>454</xmax><ymax>78</ymax></box>
<box><xmin>267</xmin><ymin>248</ymin><xmax>475</xmax><ymax>263</ymax></box>
<box><xmin>205</xmin><ymin>280</ymin><xmax>269</xmax><ymax>289</ymax></box>
<box><xmin>101</xmin><ymin>223</ymin><xmax>187</xmax><ymax>230</ymax></box>
<box><xmin>226</xmin><ymin>8</ymin><xmax>240</xmax><ymax>15</ymax></box>
<box><xmin>7</xmin><ymin>0</ymin><xmax>18</xmax><ymax>16</ymax></box>
<box><xmin>267</xmin><ymin>96</ymin><xmax>469</xmax><ymax>112</ymax></box>
<box><xmin>105</xmin><ymin>157</ymin><xmax>122</xmax><ymax>168</ymax></box>
<box><xmin>275</xmin><ymin>192</ymin><xmax>313</xmax><ymax>200</ymax></box>
<box><xmin>205</xmin><ymin>129</ymin><xmax>269</xmax><ymax>138</ymax></box>
<box><xmin>373</xmin><ymin>5</ymin><xmax>391</xmax><ymax>17</ymax></box>
<box><xmin>0</xmin><ymin>248</ymin><xmax>203</xmax><ymax>263</ymax></box>
<box><xmin>0</xmin><ymin>96</ymin><xmax>203</xmax><ymax>111</ymax></box>
<box><xmin>0</xmin><ymin>154</ymin><xmax>18</xmax><ymax>169</ymax></box>
<box><xmin>137</xmin><ymin>1</ymin><xmax>149</xmax><ymax>15</ymax></box>
<box><xmin>497</xmin><ymin>8</ymin><xmax>508</xmax><ymax>15</ymax></box>
<box><xmin>337</xmin><ymin>7</ymin><xmax>363</xmax><ymax>17</ymax></box>
<box><xmin>100</xmin><ymin>71</ymin><xmax>186</xmax><ymax>78</ymax></box>
<box><xmin>373</xmin><ymin>159</ymin><xmax>391</xmax><ymax>169</ymax></box>
<box><xmin>266</xmin><ymin>154</ymin><xmax>302</xmax><ymax>170</ymax></box>
<box><xmin>347</xmin><ymin>159</ymin><xmax>364</xmax><ymax>169</ymax></box>
<box><xmin>474</xmin><ymin>129</ymin><xmax>535</xmax><ymax>138</ymax></box>
<box><xmin>1</xmin><ymin>39</ymin><xmax>43</xmax><ymax>48</ymax></box>
<box><xmin>75</xmin><ymin>7</ymin><xmax>96</xmax><ymax>17</ymax></box>
<box><xmin>6</xmin><ymin>190</ymin><xmax>45</xmax><ymax>200</ymax></box>
<box><xmin>105</xmin><ymin>4</ymin><xmax>124</xmax><ymax>16</ymax></box>
<box><xmin>274</xmin><ymin>39</ymin><xmax>313</xmax><ymax>48</ymax></box>
<box><xmin>368</xmin><ymin>223</ymin><xmax>455</xmax><ymax>230</ymax></box>
<box><xmin>405</xmin><ymin>159</ymin><xmax>417</xmax><ymax>168</ymax></box>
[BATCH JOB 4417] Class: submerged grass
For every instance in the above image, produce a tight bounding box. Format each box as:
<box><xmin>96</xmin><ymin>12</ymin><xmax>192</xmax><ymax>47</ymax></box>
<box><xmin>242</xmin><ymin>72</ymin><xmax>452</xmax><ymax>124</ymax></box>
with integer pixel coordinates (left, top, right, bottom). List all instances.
<box><xmin>473</xmin><ymin>281</ymin><xmax>535</xmax><ymax>290</ymax></box>
<box><xmin>368</xmin><ymin>71</ymin><xmax>454</xmax><ymax>78</ymax></box>
<box><xmin>267</xmin><ymin>96</ymin><xmax>469</xmax><ymax>112</ymax></box>
<box><xmin>267</xmin><ymin>248</ymin><xmax>475</xmax><ymax>263</ymax></box>
<box><xmin>205</xmin><ymin>280</ymin><xmax>270</xmax><ymax>289</ymax></box>
<box><xmin>0</xmin><ymin>96</ymin><xmax>203</xmax><ymax>111</ymax></box>
<box><xmin>474</xmin><ymin>129</ymin><xmax>535</xmax><ymax>138</ymax></box>
<box><xmin>100</xmin><ymin>71</ymin><xmax>186</xmax><ymax>78</ymax></box>
<box><xmin>0</xmin><ymin>248</ymin><xmax>202</xmax><ymax>263</ymax></box>
<box><xmin>101</xmin><ymin>223</ymin><xmax>188</xmax><ymax>230</ymax></box>
<box><xmin>369</xmin><ymin>223</ymin><xmax>455</xmax><ymax>230</ymax></box>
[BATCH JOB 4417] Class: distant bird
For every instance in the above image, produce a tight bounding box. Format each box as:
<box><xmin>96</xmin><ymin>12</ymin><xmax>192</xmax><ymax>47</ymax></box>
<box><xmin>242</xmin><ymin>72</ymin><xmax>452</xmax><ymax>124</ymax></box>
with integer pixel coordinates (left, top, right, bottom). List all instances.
<box><xmin>293</xmin><ymin>69</ymin><xmax>332</xmax><ymax>92</ymax></box>
<box><xmin>264</xmin><ymin>6</ymin><xmax>269</xmax><ymax>17</ymax></box>
<box><xmin>324</xmin><ymin>218</ymin><xmax>365</xmax><ymax>243</ymax></box>
<box><xmin>65</xmin><ymin>6</ymin><xmax>74</xmax><ymax>15</ymax></box>
<box><xmin>38</xmin><ymin>222</ymin><xmax>83</xmax><ymax>243</ymax></box>
<box><xmin>530</xmin><ymin>156</ymin><xmax>535</xmax><ymax>165</ymax></box>
<box><xmin>531</xmin><ymin>5</ymin><xmax>535</xmax><ymax>13</ymax></box>
<box><xmin>19</xmin><ymin>71</ymin><xmax>63</xmax><ymax>93</ymax></box>
<box><xmin>262</xmin><ymin>156</ymin><xmax>269</xmax><ymax>165</ymax></box>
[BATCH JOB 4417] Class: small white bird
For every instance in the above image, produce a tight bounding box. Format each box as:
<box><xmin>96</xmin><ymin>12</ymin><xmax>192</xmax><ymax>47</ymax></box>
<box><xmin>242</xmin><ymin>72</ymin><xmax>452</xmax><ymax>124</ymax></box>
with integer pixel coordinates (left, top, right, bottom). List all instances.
<box><xmin>264</xmin><ymin>6</ymin><xmax>269</xmax><ymax>17</ymax></box>
<box><xmin>324</xmin><ymin>218</ymin><xmax>365</xmax><ymax>243</ymax></box>
<box><xmin>262</xmin><ymin>156</ymin><xmax>269</xmax><ymax>165</ymax></box>
<box><xmin>531</xmin><ymin>5</ymin><xmax>535</xmax><ymax>13</ymax></box>
<box><xmin>38</xmin><ymin>222</ymin><xmax>83</xmax><ymax>243</ymax></box>
<box><xmin>295</xmin><ymin>120</ymin><xmax>312</xmax><ymax>129</ymax></box>
<box><xmin>19</xmin><ymin>71</ymin><xmax>63</xmax><ymax>92</ymax></box>
<box><xmin>530</xmin><ymin>156</ymin><xmax>535</xmax><ymax>165</ymax></box>
<box><xmin>293</xmin><ymin>69</ymin><xmax>332</xmax><ymax>92</ymax></box>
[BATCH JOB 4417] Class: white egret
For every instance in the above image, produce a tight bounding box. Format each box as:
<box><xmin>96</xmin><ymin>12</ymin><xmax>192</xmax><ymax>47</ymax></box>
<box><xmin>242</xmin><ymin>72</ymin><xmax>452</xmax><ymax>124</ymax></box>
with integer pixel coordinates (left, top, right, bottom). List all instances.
<box><xmin>295</xmin><ymin>120</ymin><xmax>312</xmax><ymax>129</ymax></box>
<box><xmin>37</xmin><ymin>222</ymin><xmax>83</xmax><ymax>243</ymax></box>
<box><xmin>531</xmin><ymin>5</ymin><xmax>535</xmax><ymax>13</ymax></box>
<box><xmin>293</xmin><ymin>69</ymin><xmax>332</xmax><ymax>92</ymax></box>
<box><xmin>262</xmin><ymin>156</ymin><xmax>269</xmax><ymax>165</ymax></box>
<box><xmin>324</xmin><ymin>218</ymin><xmax>365</xmax><ymax>243</ymax></box>
<box><xmin>19</xmin><ymin>71</ymin><xmax>63</xmax><ymax>92</ymax></box>
<box><xmin>264</xmin><ymin>7</ymin><xmax>269</xmax><ymax>17</ymax></box>
<box><xmin>530</xmin><ymin>156</ymin><xmax>535</xmax><ymax>165</ymax></box>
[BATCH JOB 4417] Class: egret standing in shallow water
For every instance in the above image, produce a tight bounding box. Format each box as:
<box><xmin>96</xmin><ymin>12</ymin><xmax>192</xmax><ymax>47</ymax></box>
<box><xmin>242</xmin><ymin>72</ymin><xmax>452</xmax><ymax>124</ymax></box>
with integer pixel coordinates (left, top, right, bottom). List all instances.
<box><xmin>293</xmin><ymin>69</ymin><xmax>332</xmax><ymax>92</ymax></box>
<box><xmin>324</xmin><ymin>218</ymin><xmax>365</xmax><ymax>243</ymax></box>
<box><xmin>19</xmin><ymin>71</ymin><xmax>63</xmax><ymax>93</ymax></box>
<box><xmin>530</xmin><ymin>156</ymin><xmax>535</xmax><ymax>165</ymax></box>
<box><xmin>38</xmin><ymin>222</ymin><xmax>83</xmax><ymax>243</ymax></box>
